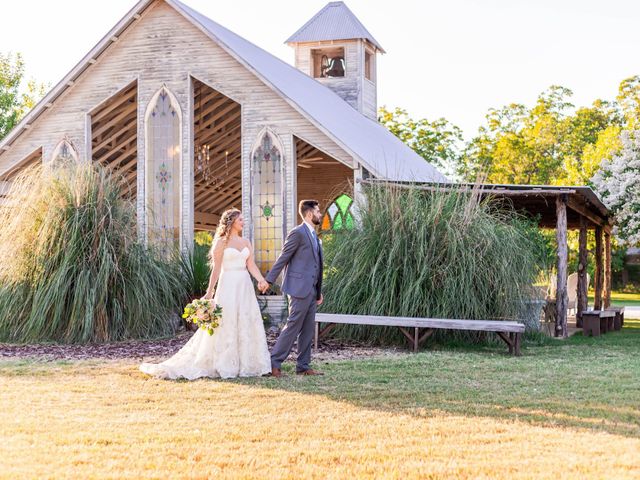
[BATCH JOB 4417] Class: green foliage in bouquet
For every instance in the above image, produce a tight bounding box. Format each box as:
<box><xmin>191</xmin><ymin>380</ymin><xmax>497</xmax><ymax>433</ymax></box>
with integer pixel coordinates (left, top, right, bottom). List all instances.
<box><xmin>0</xmin><ymin>160</ymin><xmax>188</xmax><ymax>343</ymax></box>
<box><xmin>182</xmin><ymin>299</ymin><xmax>222</xmax><ymax>335</ymax></box>
<box><xmin>320</xmin><ymin>183</ymin><xmax>546</xmax><ymax>345</ymax></box>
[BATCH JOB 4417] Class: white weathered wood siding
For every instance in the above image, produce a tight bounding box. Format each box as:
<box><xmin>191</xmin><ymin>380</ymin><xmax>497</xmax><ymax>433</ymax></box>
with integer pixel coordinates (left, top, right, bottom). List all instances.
<box><xmin>292</xmin><ymin>39</ymin><xmax>378</xmax><ymax>120</ymax></box>
<box><xmin>0</xmin><ymin>0</ymin><xmax>354</xmax><ymax>248</ymax></box>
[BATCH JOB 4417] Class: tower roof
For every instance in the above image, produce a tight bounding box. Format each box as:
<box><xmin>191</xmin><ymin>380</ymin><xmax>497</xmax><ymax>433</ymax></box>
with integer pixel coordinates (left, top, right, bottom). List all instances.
<box><xmin>286</xmin><ymin>2</ymin><xmax>385</xmax><ymax>53</ymax></box>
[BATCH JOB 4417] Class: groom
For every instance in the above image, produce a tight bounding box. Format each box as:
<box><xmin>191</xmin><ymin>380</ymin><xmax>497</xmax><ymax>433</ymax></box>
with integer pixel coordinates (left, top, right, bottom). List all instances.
<box><xmin>262</xmin><ymin>199</ymin><xmax>324</xmax><ymax>377</ymax></box>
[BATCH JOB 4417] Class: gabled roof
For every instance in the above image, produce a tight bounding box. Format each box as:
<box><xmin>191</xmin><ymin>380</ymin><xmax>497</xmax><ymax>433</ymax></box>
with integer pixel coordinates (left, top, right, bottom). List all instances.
<box><xmin>0</xmin><ymin>0</ymin><xmax>446</xmax><ymax>183</ymax></box>
<box><xmin>286</xmin><ymin>1</ymin><xmax>385</xmax><ymax>53</ymax></box>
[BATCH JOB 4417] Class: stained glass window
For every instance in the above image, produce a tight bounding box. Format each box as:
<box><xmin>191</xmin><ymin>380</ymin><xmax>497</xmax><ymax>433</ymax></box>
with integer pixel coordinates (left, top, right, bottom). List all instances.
<box><xmin>145</xmin><ymin>88</ymin><xmax>181</xmax><ymax>256</ymax></box>
<box><xmin>321</xmin><ymin>194</ymin><xmax>354</xmax><ymax>232</ymax></box>
<box><xmin>252</xmin><ymin>131</ymin><xmax>283</xmax><ymax>275</ymax></box>
<box><xmin>51</xmin><ymin>137</ymin><xmax>79</xmax><ymax>164</ymax></box>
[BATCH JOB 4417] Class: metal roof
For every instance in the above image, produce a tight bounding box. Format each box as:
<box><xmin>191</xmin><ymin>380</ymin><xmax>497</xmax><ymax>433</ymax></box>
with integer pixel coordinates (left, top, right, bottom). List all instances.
<box><xmin>285</xmin><ymin>1</ymin><xmax>385</xmax><ymax>53</ymax></box>
<box><xmin>0</xmin><ymin>0</ymin><xmax>445</xmax><ymax>183</ymax></box>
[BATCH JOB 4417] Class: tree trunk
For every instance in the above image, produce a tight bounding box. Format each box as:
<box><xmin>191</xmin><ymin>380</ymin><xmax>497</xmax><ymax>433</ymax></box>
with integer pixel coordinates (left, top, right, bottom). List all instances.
<box><xmin>555</xmin><ymin>195</ymin><xmax>569</xmax><ymax>338</ymax></box>
<box><xmin>576</xmin><ymin>216</ymin><xmax>588</xmax><ymax>328</ymax></box>
<box><xmin>594</xmin><ymin>226</ymin><xmax>603</xmax><ymax>310</ymax></box>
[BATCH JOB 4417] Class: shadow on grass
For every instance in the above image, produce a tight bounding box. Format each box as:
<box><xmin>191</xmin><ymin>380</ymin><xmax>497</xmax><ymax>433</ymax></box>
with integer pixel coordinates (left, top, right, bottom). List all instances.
<box><xmin>1</xmin><ymin>323</ymin><xmax>638</xmax><ymax>439</ymax></box>
<box><xmin>234</xmin><ymin>320</ymin><xmax>640</xmax><ymax>438</ymax></box>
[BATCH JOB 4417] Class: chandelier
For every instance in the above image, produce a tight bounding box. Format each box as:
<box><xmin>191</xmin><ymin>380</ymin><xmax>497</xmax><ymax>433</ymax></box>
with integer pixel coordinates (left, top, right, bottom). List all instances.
<box><xmin>194</xmin><ymin>84</ymin><xmax>231</xmax><ymax>187</ymax></box>
<box><xmin>195</xmin><ymin>83</ymin><xmax>215</xmax><ymax>184</ymax></box>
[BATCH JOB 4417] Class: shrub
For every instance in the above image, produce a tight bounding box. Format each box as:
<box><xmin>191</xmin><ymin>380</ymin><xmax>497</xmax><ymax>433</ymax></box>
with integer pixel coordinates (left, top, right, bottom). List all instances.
<box><xmin>320</xmin><ymin>183</ymin><xmax>545</xmax><ymax>345</ymax></box>
<box><xmin>0</xmin><ymin>160</ymin><xmax>188</xmax><ymax>343</ymax></box>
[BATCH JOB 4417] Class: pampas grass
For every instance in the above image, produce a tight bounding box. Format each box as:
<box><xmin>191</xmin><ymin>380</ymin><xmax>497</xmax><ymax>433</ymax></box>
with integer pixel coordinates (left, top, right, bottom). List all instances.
<box><xmin>320</xmin><ymin>182</ymin><xmax>546</xmax><ymax>345</ymax></box>
<box><xmin>0</xmin><ymin>160</ymin><xmax>188</xmax><ymax>343</ymax></box>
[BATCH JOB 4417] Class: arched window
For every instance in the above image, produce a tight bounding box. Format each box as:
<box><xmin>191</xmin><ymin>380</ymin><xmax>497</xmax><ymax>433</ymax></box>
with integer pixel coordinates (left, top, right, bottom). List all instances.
<box><xmin>50</xmin><ymin>136</ymin><xmax>79</xmax><ymax>164</ymax></box>
<box><xmin>251</xmin><ymin>129</ymin><xmax>284</xmax><ymax>275</ymax></box>
<box><xmin>145</xmin><ymin>87</ymin><xmax>182</xmax><ymax>255</ymax></box>
<box><xmin>321</xmin><ymin>194</ymin><xmax>355</xmax><ymax>232</ymax></box>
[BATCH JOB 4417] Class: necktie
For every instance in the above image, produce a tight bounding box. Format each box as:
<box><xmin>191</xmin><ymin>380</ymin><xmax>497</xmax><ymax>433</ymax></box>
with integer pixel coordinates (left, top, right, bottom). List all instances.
<box><xmin>311</xmin><ymin>228</ymin><xmax>320</xmax><ymax>253</ymax></box>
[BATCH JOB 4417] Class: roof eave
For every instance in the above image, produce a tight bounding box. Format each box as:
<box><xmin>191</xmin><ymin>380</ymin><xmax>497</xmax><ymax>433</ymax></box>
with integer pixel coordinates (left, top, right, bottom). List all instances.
<box><xmin>0</xmin><ymin>0</ymin><xmax>155</xmax><ymax>159</ymax></box>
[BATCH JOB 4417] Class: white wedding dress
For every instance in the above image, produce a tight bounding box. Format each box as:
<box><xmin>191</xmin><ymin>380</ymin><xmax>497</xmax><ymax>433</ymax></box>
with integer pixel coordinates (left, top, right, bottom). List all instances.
<box><xmin>139</xmin><ymin>246</ymin><xmax>272</xmax><ymax>380</ymax></box>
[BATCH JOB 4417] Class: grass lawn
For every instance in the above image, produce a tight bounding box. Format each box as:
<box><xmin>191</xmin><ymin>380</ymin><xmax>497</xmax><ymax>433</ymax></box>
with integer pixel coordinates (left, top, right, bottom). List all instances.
<box><xmin>1</xmin><ymin>322</ymin><xmax>639</xmax><ymax>479</ymax></box>
<box><xmin>588</xmin><ymin>290</ymin><xmax>640</xmax><ymax>308</ymax></box>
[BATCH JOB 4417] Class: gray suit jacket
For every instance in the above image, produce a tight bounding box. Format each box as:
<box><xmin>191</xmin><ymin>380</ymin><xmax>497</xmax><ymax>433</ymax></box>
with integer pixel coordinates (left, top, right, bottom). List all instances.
<box><xmin>265</xmin><ymin>224</ymin><xmax>323</xmax><ymax>299</ymax></box>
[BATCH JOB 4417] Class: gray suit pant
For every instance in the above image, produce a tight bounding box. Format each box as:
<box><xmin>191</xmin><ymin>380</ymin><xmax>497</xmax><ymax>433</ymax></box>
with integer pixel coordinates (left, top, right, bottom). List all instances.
<box><xmin>270</xmin><ymin>292</ymin><xmax>317</xmax><ymax>371</ymax></box>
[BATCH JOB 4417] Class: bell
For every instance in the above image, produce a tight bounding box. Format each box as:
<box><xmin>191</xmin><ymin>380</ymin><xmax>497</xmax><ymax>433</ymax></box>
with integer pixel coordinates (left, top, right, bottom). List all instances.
<box><xmin>325</xmin><ymin>56</ymin><xmax>345</xmax><ymax>77</ymax></box>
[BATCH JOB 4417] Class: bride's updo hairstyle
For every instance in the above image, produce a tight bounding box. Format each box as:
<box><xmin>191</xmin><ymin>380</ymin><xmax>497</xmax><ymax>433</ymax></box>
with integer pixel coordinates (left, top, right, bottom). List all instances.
<box><xmin>209</xmin><ymin>208</ymin><xmax>242</xmax><ymax>265</ymax></box>
<box><xmin>214</xmin><ymin>208</ymin><xmax>242</xmax><ymax>246</ymax></box>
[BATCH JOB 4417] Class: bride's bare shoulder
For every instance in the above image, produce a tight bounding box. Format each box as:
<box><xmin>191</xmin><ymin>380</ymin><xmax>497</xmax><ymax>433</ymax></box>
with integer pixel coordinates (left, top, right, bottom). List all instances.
<box><xmin>211</xmin><ymin>238</ymin><xmax>225</xmax><ymax>252</ymax></box>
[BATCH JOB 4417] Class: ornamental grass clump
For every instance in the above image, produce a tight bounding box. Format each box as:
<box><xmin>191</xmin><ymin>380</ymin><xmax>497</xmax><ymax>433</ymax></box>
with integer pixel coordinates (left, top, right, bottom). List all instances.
<box><xmin>320</xmin><ymin>183</ymin><xmax>545</xmax><ymax>345</ymax></box>
<box><xmin>0</xmin><ymin>160</ymin><xmax>188</xmax><ymax>343</ymax></box>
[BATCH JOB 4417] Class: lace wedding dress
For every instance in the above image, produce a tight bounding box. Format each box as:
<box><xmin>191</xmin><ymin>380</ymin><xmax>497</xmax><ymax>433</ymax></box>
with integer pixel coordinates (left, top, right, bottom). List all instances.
<box><xmin>140</xmin><ymin>246</ymin><xmax>272</xmax><ymax>380</ymax></box>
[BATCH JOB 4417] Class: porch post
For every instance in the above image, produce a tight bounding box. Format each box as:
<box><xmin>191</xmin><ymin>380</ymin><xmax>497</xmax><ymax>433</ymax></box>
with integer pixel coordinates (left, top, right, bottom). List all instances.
<box><xmin>594</xmin><ymin>226</ymin><xmax>604</xmax><ymax>310</ymax></box>
<box><xmin>576</xmin><ymin>215</ymin><xmax>588</xmax><ymax>328</ymax></box>
<box><xmin>604</xmin><ymin>231</ymin><xmax>612</xmax><ymax>309</ymax></box>
<box><xmin>555</xmin><ymin>194</ymin><xmax>569</xmax><ymax>338</ymax></box>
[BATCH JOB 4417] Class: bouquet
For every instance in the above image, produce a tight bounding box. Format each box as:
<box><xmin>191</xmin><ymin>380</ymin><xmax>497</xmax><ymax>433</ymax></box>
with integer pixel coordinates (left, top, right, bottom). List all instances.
<box><xmin>182</xmin><ymin>299</ymin><xmax>223</xmax><ymax>335</ymax></box>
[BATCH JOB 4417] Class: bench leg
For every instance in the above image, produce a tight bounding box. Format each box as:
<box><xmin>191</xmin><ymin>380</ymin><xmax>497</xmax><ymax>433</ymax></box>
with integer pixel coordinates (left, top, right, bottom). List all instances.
<box><xmin>496</xmin><ymin>331</ymin><xmax>518</xmax><ymax>356</ymax></box>
<box><xmin>314</xmin><ymin>322</ymin><xmax>319</xmax><ymax>350</ymax></box>
<box><xmin>398</xmin><ymin>327</ymin><xmax>416</xmax><ymax>352</ymax></box>
<box><xmin>514</xmin><ymin>333</ymin><xmax>521</xmax><ymax>356</ymax></box>
<box><xmin>315</xmin><ymin>323</ymin><xmax>336</xmax><ymax>349</ymax></box>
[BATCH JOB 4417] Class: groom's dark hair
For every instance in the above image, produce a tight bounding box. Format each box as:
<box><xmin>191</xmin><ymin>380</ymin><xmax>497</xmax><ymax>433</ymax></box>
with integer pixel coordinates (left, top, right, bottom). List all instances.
<box><xmin>299</xmin><ymin>199</ymin><xmax>319</xmax><ymax>218</ymax></box>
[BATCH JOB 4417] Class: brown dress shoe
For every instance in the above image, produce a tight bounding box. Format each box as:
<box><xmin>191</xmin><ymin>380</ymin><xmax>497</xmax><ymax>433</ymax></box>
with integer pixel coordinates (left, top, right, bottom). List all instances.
<box><xmin>270</xmin><ymin>367</ymin><xmax>283</xmax><ymax>378</ymax></box>
<box><xmin>296</xmin><ymin>369</ymin><xmax>324</xmax><ymax>376</ymax></box>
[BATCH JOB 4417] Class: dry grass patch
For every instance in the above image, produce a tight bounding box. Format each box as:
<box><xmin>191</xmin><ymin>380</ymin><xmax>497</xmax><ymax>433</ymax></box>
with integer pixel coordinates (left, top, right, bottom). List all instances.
<box><xmin>1</xmin><ymin>354</ymin><xmax>639</xmax><ymax>479</ymax></box>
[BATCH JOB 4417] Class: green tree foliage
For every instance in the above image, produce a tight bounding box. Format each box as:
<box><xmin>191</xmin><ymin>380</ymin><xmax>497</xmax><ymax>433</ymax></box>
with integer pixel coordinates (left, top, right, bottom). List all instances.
<box><xmin>378</xmin><ymin>106</ymin><xmax>463</xmax><ymax>178</ymax></box>
<box><xmin>460</xmin><ymin>86</ymin><xmax>622</xmax><ymax>185</ymax></box>
<box><xmin>0</xmin><ymin>52</ymin><xmax>46</xmax><ymax>140</ymax></box>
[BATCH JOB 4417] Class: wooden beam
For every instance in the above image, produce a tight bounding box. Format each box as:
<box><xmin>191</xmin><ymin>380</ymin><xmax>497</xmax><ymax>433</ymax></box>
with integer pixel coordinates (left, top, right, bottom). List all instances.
<box><xmin>95</xmin><ymin>136</ymin><xmax>136</xmax><ymax>165</ymax></box>
<box><xmin>194</xmin><ymin>211</ymin><xmax>220</xmax><ymax>227</ymax></box>
<box><xmin>91</xmin><ymin>89</ymin><xmax>136</xmax><ymax>125</ymax></box>
<box><xmin>594</xmin><ymin>226</ymin><xmax>604</xmax><ymax>310</ymax></box>
<box><xmin>197</xmin><ymin>117</ymin><xmax>241</xmax><ymax>143</ymax></box>
<box><xmin>93</xmin><ymin>117</ymin><xmax>136</xmax><ymax>152</ymax></box>
<box><xmin>196</xmin><ymin>96</ymin><xmax>233</xmax><ymax>127</ymax></box>
<box><xmin>92</xmin><ymin>102</ymin><xmax>137</xmax><ymax>138</ymax></box>
<box><xmin>555</xmin><ymin>194</ymin><xmax>569</xmax><ymax>338</ymax></box>
<box><xmin>567</xmin><ymin>197</ymin><xmax>605</xmax><ymax>228</ymax></box>
<box><xmin>576</xmin><ymin>215</ymin><xmax>588</xmax><ymax>328</ymax></box>
<box><xmin>196</xmin><ymin>180</ymin><xmax>241</xmax><ymax>210</ymax></box>
<box><xmin>604</xmin><ymin>232</ymin><xmax>612</xmax><ymax>309</ymax></box>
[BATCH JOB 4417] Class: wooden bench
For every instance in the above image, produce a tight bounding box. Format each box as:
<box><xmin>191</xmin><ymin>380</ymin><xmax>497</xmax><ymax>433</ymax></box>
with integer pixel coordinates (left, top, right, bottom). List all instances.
<box><xmin>314</xmin><ymin>313</ymin><xmax>525</xmax><ymax>356</ymax></box>
<box><xmin>608</xmin><ymin>307</ymin><xmax>625</xmax><ymax>331</ymax></box>
<box><xmin>581</xmin><ymin>310</ymin><xmax>616</xmax><ymax>336</ymax></box>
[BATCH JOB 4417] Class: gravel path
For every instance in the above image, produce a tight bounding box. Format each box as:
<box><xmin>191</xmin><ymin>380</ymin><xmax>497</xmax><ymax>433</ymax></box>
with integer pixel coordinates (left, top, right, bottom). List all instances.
<box><xmin>0</xmin><ymin>328</ymin><xmax>405</xmax><ymax>363</ymax></box>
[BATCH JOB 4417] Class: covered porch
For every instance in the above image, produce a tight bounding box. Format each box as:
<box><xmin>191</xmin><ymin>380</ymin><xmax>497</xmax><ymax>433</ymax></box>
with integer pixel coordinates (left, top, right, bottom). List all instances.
<box><xmin>454</xmin><ymin>183</ymin><xmax>613</xmax><ymax>338</ymax></box>
<box><xmin>358</xmin><ymin>179</ymin><xmax>613</xmax><ymax>338</ymax></box>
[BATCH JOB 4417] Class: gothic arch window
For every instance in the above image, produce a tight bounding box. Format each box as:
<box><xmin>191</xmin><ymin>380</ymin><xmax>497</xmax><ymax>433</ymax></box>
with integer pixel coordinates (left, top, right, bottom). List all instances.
<box><xmin>321</xmin><ymin>194</ymin><xmax>355</xmax><ymax>232</ymax></box>
<box><xmin>50</xmin><ymin>136</ymin><xmax>79</xmax><ymax>164</ymax></box>
<box><xmin>251</xmin><ymin>129</ymin><xmax>284</xmax><ymax>275</ymax></box>
<box><xmin>144</xmin><ymin>86</ymin><xmax>182</xmax><ymax>254</ymax></box>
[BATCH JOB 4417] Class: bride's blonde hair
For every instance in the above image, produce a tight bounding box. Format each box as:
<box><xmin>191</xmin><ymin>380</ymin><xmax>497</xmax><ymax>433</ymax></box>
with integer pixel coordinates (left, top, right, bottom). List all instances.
<box><xmin>209</xmin><ymin>209</ymin><xmax>242</xmax><ymax>264</ymax></box>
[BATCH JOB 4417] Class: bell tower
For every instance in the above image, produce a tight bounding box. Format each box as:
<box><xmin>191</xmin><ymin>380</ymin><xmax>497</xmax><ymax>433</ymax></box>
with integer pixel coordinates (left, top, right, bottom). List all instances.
<box><xmin>286</xmin><ymin>1</ymin><xmax>385</xmax><ymax>120</ymax></box>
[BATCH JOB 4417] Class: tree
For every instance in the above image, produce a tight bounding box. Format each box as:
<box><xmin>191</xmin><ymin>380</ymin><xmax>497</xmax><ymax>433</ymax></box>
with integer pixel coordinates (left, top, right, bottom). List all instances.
<box><xmin>592</xmin><ymin>131</ymin><xmax>640</xmax><ymax>246</ymax></box>
<box><xmin>461</xmin><ymin>86</ymin><xmax>622</xmax><ymax>185</ymax></box>
<box><xmin>378</xmin><ymin>106</ymin><xmax>463</xmax><ymax>178</ymax></box>
<box><xmin>0</xmin><ymin>52</ymin><xmax>45</xmax><ymax>140</ymax></box>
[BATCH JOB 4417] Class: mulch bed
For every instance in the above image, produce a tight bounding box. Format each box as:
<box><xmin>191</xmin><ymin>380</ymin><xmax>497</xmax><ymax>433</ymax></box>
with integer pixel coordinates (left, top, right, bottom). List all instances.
<box><xmin>0</xmin><ymin>328</ymin><xmax>405</xmax><ymax>362</ymax></box>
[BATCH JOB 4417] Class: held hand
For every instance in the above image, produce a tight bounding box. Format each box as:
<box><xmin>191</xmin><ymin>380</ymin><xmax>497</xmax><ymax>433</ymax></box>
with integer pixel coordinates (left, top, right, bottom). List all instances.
<box><xmin>316</xmin><ymin>293</ymin><xmax>323</xmax><ymax>306</ymax></box>
<box><xmin>258</xmin><ymin>280</ymin><xmax>270</xmax><ymax>294</ymax></box>
<box><xmin>201</xmin><ymin>291</ymin><xmax>214</xmax><ymax>301</ymax></box>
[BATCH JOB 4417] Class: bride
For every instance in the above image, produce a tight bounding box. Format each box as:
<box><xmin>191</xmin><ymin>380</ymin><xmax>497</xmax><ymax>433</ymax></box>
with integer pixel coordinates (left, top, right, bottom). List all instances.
<box><xmin>139</xmin><ymin>208</ymin><xmax>272</xmax><ymax>380</ymax></box>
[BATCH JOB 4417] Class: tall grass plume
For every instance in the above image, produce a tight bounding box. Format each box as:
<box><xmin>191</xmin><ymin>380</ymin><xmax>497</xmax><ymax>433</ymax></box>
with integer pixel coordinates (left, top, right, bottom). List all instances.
<box><xmin>0</xmin><ymin>160</ymin><xmax>188</xmax><ymax>343</ymax></box>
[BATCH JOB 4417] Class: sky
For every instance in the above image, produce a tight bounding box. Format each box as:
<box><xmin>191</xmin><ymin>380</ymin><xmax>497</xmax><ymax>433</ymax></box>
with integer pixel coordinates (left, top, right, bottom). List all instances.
<box><xmin>2</xmin><ymin>0</ymin><xmax>640</xmax><ymax>139</ymax></box>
